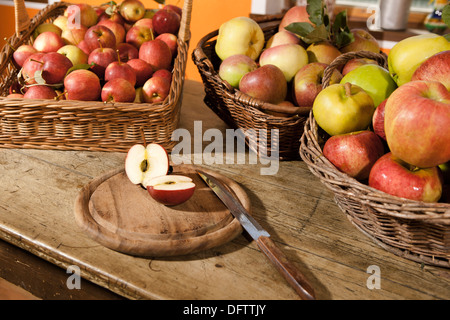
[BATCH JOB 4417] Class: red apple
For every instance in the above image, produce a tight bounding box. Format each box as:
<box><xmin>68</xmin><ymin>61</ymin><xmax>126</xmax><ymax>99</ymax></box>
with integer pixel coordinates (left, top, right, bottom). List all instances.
<box><xmin>265</xmin><ymin>30</ymin><xmax>302</xmax><ymax>49</ymax></box>
<box><xmin>119</xmin><ymin>0</ymin><xmax>146</xmax><ymax>23</ymax></box>
<box><xmin>134</xmin><ymin>18</ymin><xmax>153</xmax><ymax>30</ymax></box>
<box><xmin>125</xmin><ymin>143</ymin><xmax>169</xmax><ymax>185</ymax></box>
<box><xmin>97</xmin><ymin>19</ymin><xmax>126</xmax><ymax>45</ymax></box>
<box><xmin>98</xmin><ymin>11</ymin><xmax>126</xmax><ymax>25</ymax></box>
<box><xmin>278</xmin><ymin>5</ymin><xmax>312</xmax><ymax>32</ymax></box>
<box><xmin>77</xmin><ymin>40</ymin><xmax>92</xmax><ymax>55</ymax></box>
<box><xmin>384</xmin><ymin>80</ymin><xmax>450</xmax><ymax>168</ymax></box>
<box><xmin>126</xmin><ymin>58</ymin><xmax>153</xmax><ymax>86</ymax></box>
<box><xmin>155</xmin><ymin>33</ymin><xmax>178</xmax><ymax>58</ymax></box>
<box><xmin>64</xmin><ymin>69</ymin><xmax>101</xmax><ymax>101</ymax></box>
<box><xmin>142</xmin><ymin>76</ymin><xmax>171</xmax><ymax>103</ymax></box>
<box><xmin>145</xmin><ymin>175</ymin><xmax>196</xmax><ymax>206</ymax></box>
<box><xmin>101</xmin><ymin>78</ymin><xmax>136</xmax><ymax>103</ymax></box>
<box><xmin>40</xmin><ymin>52</ymin><xmax>73</xmax><ymax>84</ymax></box>
<box><xmin>152</xmin><ymin>69</ymin><xmax>172</xmax><ymax>83</ymax></box>
<box><xmin>411</xmin><ymin>50</ymin><xmax>450</xmax><ymax>91</ymax></box>
<box><xmin>323</xmin><ymin>130</ymin><xmax>385</xmax><ymax>180</ymax></box>
<box><xmin>218</xmin><ymin>54</ymin><xmax>258</xmax><ymax>88</ymax></box>
<box><xmin>293</xmin><ymin>62</ymin><xmax>342</xmax><ymax>107</ymax></box>
<box><xmin>33</xmin><ymin>31</ymin><xmax>65</xmax><ymax>52</ymax></box>
<box><xmin>139</xmin><ymin>39</ymin><xmax>172</xmax><ymax>71</ymax></box>
<box><xmin>164</xmin><ymin>4</ymin><xmax>182</xmax><ymax>17</ymax></box>
<box><xmin>88</xmin><ymin>47</ymin><xmax>118</xmax><ymax>79</ymax></box>
<box><xmin>104</xmin><ymin>60</ymin><xmax>137</xmax><ymax>87</ymax></box>
<box><xmin>372</xmin><ymin>99</ymin><xmax>387</xmax><ymax>141</ymax></box>
<box><xmin>342</xmin><ymin>58</ymin><xmax>378</xmax><ymax>76</ymax></box>
<box><xmin>125</xmin><ymin>25</ymin><xmax>154</xmax><ymax>49</ymax></box>
<box><xmin>84</xmin><ymin>25</ymin><xmax>116</xmax><ymax>52</ymax></box>
<box><xmin>152</xmin><ymin>8</ymin><xmax>181</xmax><ymax>36</ymax></box>
<box><xmin>239</xmin><ymin>64</ymin><xmax>287</xmax><ymax>104</ymax></box>
<box><xmin>12</xmin><ymin>44</ymin><xmax>37</xmax><ymax>68</ymax></box>
<box><xmin>23</xmin><ymin>85</ymin><xmax>57</xmax><ymax>100</ymax></box>
<box><xmin>116</xmin><ymin>42</ymin><xmax>139</xmax><ymax>62</ymax></box>
<box><xmin>21</xmin><ymin>53</ymin><xmax>46</xmax><ymax>85</ymax></box>
<box><xmin>369</xmin><ymin>152</ymin><xmax>443</xmax><ymax>203</ymax></box>
<box><xmin>341</xmin><ymin>29</ymin><xmax>380</xmax><ymax>54</ymax></box>
<box><xmin>7</xmin><ymin>93</ymin><xmax>24</xmax><ymax>98</ymax></box>
<box><xmin>306</xmin><ymin>41</ymin><xmax>342</xmax><ymax>65</ymax></box>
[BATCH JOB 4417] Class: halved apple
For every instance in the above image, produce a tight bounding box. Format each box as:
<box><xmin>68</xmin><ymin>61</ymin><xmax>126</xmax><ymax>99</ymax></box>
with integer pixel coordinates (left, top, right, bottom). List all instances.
<box><xmin>125</xmin><ymin>143</ymin><xmax>169</xmax><ymax>185</ymax></box>
<box><xmin>144</xmin><ymin>175</ymin><xmax>196</xmax><ymax>206</ymax></box>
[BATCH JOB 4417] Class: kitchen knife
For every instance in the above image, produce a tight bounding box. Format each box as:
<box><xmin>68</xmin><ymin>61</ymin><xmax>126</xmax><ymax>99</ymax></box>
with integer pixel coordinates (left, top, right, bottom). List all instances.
<box><xmin>197</xmin><ymin>170</ymin><xmax>315</xmax><ymax>300</ymax></box>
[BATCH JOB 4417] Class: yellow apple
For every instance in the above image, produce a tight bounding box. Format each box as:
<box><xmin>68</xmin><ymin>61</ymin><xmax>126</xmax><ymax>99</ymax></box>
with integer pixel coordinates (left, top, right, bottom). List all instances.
<box><xmin>215</xmin><ymin>17</ymin><xmax>265</xmax><ymax>61</ymax></box>
<box><xmin>388</xmin><ymin>34</ymin><xmax>450</xmax><ymax>86</ymax></box>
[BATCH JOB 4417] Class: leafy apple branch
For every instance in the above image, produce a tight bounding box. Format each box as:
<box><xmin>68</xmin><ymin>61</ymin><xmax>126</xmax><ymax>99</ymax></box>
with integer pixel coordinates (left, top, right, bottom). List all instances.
<box><xmin>284</xmin><ymin>0</ymin><xmax>354</xmax><ymax>49</ymax></box>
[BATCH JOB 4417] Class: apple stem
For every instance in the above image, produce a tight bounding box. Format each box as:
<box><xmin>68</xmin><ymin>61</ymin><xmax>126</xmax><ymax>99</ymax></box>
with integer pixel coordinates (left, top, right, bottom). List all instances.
<box><xmin>30</xmin><ymin>58</ymin><xmax>44</xmax><ymax>65</ymax></box>
<box><xmin>344</xmin><ymin>82</ymin><xmax>352</xmax><ymax>97</ymax></box>
<box><xmin>116</xmin><ymin>49</ymin><xmax>121</xmax><ymax>64</ymax></box>
<box><xmin>140</xmin><ymin>127</ymin><xmax>147</xmax><ymax>147</ymax></box>
<box><xmin>149</xmin><ymin>28</ymin><xmax>155</xmax><ymax>41</ymax></box>
<box><xmin>97</xmin><ymin>38</ymin><xmax>104</xmax><ymax>50</ymax></box>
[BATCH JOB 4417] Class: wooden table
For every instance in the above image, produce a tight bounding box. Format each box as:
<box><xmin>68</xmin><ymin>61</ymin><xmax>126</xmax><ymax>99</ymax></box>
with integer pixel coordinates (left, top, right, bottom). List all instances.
<box><xmin>0</xmin><ymin>80</ymin><xmax>449</xmax><ymax>300</ymax></box>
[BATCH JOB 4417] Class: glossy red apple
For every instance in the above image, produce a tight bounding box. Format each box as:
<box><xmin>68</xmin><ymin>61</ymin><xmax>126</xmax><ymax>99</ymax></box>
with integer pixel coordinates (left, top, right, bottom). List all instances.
<box><xmin>101</xmin><ymin>78</ymin><xmax>136</xmax><ymax>103</ymax></box>
<box><xmin>134</xmin><ymin>18</ymin><xmax>153</xmax><ymax>30</ymax></box>
<box><xmin>139</xmin><ymin>39</ymin><xmax>172</xmax><ymax>71</ymax></box>
<box><xmin>104</xmin><ymin>60</ymin><xmax>137</xmax><ymax>87</ymax></box>
<box><xmin>64</xmin><ymin>69</ymin><xmax>101</xmax><ymax>101</ymax></box>
<box><xmin>155</xmin><ymin>33</ymin><xmax>178</xmax><ymax>58</ymax></box>
<box><xmin>369</xmin><ymin>152</ymin><xmax>443</xmax><ymax>203</ymax></box>
<box><xmin>293</xmin><ymin>62</ymin><xmax>342</xmax><ymax>107</ymax></box>
<box><xmin>323</xmin><ymin>130</ymin><xmax>385</xmax><ymax>180</ymax></box>
<box><xmin>126</xmin><ymin>58</ymin><xmax>153</xmax><ymax>86</ymax></box>
<box><xmin>239</xmin><ymin>64</ymin><xmax>287</xmax><ymax>104</ymax></box>
<box><xmin>97</xmin><ymin>19</ymin><xmax>126</xmax><ymax>45</ymax></box>
<box><xmin>142</xmin><ymin>76</ymin><xmax>171</xmax><ymax>103</ymax></box>
<box><xmin>84</xmin><ymin>25</ymin><xmax>116</xmax><ymax>52</ymax></box>
<box><xmin>23</xmin><ymin>85</ymin><xmax>57</xmax><ymax>100</ymax></box>
<box><xmin>145</xmin><ymin>175</ymin><xmax>196</xmax><ymax>206</ymax></box>
<box><xmin>164</xmin><ymin>4</ymin><xmax>182</xmax><ymax>17</ymax></box>
<box><xmin>125</xmin><ymin>25</ymin><xmax>154</xmax><ymax>49</ymax></box>
<box><xmin>33</xmin><ymin>31</ymin><xmax>65</xmax><ymax>52</ymax></box>
<box><xmin>88</xmin><ymin>47</ymin><xmax>118</xmax><ymax>78</ymax></box>
<box><xmin>98</xmin><ymin>11</ymin><xmax>126</xmax><ymax>25</ymax></box>
<box><xmin>116</xmin><ymin>42</ymin><xmax>139</xmax><ymax>62</ymax></box>
<box><xmin>21</xmin><ymin>53</ymin><xmax>46</xmax><ymax>85</ymax></box>
<box><xmin>384</xmin><ymin>80</ymin><xmax>450</xmax><ymax>168</ymax></box>
<box><xmin>411</xmin><ymin>50</ymin><xmax>450</xmax><ymax>91</ymax></box>
<box><xmin>125</xmin><ymin>143</ymin><xmax>169</xmax><ymax>185</ymax></box>
<box><xmin>40</xmin><ymin>52</ymin><xmax>73</xmax><ymax>84</ymax></box>
<box><xmin>77</xmin><ymin>39</ymin><xmax>92</xmax><ymax>55</ymax></box>
<box><xmin>61</xmin><ymin>25</ymin><xmax>88</xmax><ymax>46</ymax></box>
<box><xmin>152</xmin><ymin>69</ymin><xmax>172</xmax><ymax>83</ymax></box>
<box><xmin>372</xmin><ymin>99</ymin><xmax>387</xmax><ymax>141</ymax></box>
<box><xmin>12</xmin><ymin>44</ymin><xmax>37</xmax><ymax>67</ymax></box>
<box><xmin>152</xmin><ymin>8</ymin><xmax>181</xmax><ymax>35</ymax></box>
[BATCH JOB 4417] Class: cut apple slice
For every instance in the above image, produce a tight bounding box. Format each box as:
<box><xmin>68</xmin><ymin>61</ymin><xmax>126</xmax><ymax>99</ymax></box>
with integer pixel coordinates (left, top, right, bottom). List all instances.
<box><xmin>144</xmin><ymin>175</ymin><xmax>196</xmax><ymax>206</ymax></box>
<box><xmin>125</xmin><ymin>143</ymin><xmax>169</xmax><ymax>185</ymax></box>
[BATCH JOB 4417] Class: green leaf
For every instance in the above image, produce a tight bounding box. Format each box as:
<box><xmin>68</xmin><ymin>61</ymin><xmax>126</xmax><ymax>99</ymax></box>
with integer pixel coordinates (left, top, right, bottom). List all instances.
<box><xmin>101</xmin><ymin>1</ymin><xmax>117</xmax><ymax>6</ymax></box>
<box><xmin>285</xmin><ymin>22</ymin><xmax>316</xmax><ymax>38</ymax></box>
<box><xmin>331</xmin><ymin>10</ymin><xmax>354</xmax><ymax>48</ymax></box>
<box><xmin>303</xmin><ymin>24</ymin><xmax>329</xmax><ymax>44</ymax></box>
<box><xmin>306</xmin><ymin>0</ymin><xmax>324</xmax><ymax>26</ymax></box>
<box><xmin>443</xmin><ymin>4</ymin><xmax>450</xmax><ymax>28</ymax></box>
<box><xmin>66</xmin><ymin>63</ymin><xmax>94</xmax><ymax>76</ymax></box>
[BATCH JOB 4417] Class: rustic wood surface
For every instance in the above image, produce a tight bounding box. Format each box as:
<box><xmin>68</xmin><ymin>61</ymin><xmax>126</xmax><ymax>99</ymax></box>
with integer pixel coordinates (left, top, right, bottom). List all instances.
<box><xmin>0</xmin><ymin>80</ymin><xmax>449</xmax><ymax>300</ymax></box>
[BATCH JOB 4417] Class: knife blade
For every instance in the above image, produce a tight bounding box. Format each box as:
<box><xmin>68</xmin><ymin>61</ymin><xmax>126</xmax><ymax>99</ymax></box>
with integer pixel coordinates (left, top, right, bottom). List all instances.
<box><xmin>197</xmin><ymin>170</ymin><xmax>315</xmax><ymax>300</ymax></box>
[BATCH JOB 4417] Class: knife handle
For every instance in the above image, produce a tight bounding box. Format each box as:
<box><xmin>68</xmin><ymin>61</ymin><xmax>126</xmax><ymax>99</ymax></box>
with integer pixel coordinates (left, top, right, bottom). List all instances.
<box><xmin>256</xmin><ymin>236</ymin><xmax>315</xmax><ymax>300</ymax></box>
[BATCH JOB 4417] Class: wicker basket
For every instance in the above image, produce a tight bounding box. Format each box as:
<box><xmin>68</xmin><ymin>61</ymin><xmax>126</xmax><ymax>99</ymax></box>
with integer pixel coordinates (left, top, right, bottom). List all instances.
<box><xmin>0</xmin><ymin>0</ymin><xmax>193</xmax><ymax>152</ymax></box>
<box><xmin>300</xmin><ymin>51</ymin><xmax>450</xmax><ymax>268</ymax></box>
<box><xmin>192</xmin><ymin>20</ymin><xmax>311</xmax><ymax>161</ymax></box>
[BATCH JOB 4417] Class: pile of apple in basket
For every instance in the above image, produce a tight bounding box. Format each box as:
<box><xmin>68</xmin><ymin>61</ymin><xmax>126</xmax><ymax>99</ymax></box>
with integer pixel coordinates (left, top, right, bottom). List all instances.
<box><xmin>215</xmin><ymin>0</ymin><xmax>450</xmax><ymax>203</ymax></box>
<box><xmin>8</xmin><ymin>0</ymin><xmax>181</xmax><ymax>103</ymax></box>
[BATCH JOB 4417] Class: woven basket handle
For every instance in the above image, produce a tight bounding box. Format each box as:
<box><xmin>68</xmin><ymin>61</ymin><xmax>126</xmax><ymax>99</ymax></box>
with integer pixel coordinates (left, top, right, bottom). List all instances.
<box><xmin>178</xmin><ymin>0</ymin><xmax>193</xmax><ymax>42</ymax></box>
<box><xmin>14</xmin><ymin>0</ymin><xmax>31</xmax><ymax>36</ymax></box>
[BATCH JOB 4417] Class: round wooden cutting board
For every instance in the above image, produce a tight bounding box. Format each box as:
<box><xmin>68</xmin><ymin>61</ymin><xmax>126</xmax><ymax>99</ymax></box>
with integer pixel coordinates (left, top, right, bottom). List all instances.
<box><xmin>74</xmin><ymin>165</ymin><xmax>249</xmax><ymax>257</ymax></box>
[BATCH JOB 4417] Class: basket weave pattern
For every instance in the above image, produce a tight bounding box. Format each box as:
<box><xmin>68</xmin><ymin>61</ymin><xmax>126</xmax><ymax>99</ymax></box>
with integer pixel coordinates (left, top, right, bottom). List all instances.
<box><xmin>192</xmin><ymin>23</ymin><xmax>309</xmax><ymax>161</ymax></box>
<box><xmin>0</xmin><ymin>1</ymin><xmax>192</xmax><ymax>152</ymax></box>
<box><xmin>300</xmin><ymin>51</ymin><xmax>450</xmax><ymax>268</ymax></box>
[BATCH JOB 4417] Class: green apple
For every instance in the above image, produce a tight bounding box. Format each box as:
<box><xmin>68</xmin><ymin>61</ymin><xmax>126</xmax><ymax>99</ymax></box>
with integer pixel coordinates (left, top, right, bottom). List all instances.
<box><xmin>33</xmin><ymin>23</ymin><xmax>62</xmax><ymax>39</ymax></box>
<box><xmin>57</xmin><ymin>44</ymin><xmax>88</xmax><ymax>66</ymax></box>
<box><xmin>259</xmin><ymin>43</ymin><xmax>308</xmax><ymax>82</ymax></box>
<box><xmin>388</xmin><ymin>33</ymin><xmax>450</xmax><ymax>86</ymax></box>
<box><xmin>313</xmin><ymin>83</ymin><xmax>375</xmax><ymax>136</ymax></box>
<box><xmin>340</xmin><ymin>64</ymin><xmax>397</xmax><ymax>107</ymax></box>
<box><xmin>215</xmin><ymin>16</ymin><xmax>265</xmax><ymax>61</ymax></box>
